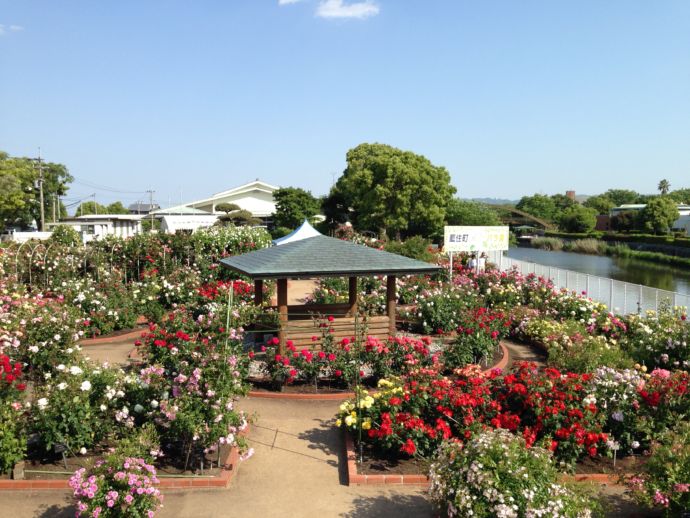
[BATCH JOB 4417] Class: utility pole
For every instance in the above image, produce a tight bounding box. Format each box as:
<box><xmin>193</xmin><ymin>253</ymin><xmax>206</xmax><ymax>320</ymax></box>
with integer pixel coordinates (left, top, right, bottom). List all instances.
<box><xmin>93</xmin><ymin>193</ymin><xmax>98</xmax><ymax>215</ymax></box>
<box><xmin>52</xmin><ymin>194</ymin><xmax>57</xmax><ymax>223</ymax></box>
<box><xmin>146</xmin><ymin>189</ymin><xmax>155</xmax><ymax>232</ymax></box>
<box><xmin>36</xmin><ymin>148</ymin><xmax>45</xmax><ymax>231</ymax></box>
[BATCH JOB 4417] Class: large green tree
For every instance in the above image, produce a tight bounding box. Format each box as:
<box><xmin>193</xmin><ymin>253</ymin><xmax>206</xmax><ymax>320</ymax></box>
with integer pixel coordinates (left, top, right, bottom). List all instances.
<box><xmin>272</xmin><ymin>187</ymin><xmax>321</xmax><ymax>230</ymax></box>
<box><xmin>515</xmin><ymin>194</ymin><xmax>557</xmax><ymax>221</ymax></box>
<box><xmin>0</xmin><ymin>151</ymin><xmax>72</xmax><ymax>231</ymax></box>
<box><xmin>445</xmin><ymin>199</ymin><xmax>502</xmax><ymax>226</ymax></box>
<box><xmin>583</xmin><ymin>194</ymin><xmax>615</xmax><ymax>215</ymax></box>
<box><xmin>550</xmin><ymin>193</ymin><xmax>577</xmax><ymax>214</ymax></box>
<box><xmin>603</xmin><ymin>189</ymin><xmax>640</xmax><ymax>207</ymax></box>
<box><xmin>325</xmin><ymin>143</ymin><xmax>456</xmax><ymax>239</ymax></box>
<box><xmin>557</xmin><ymin>205</ymin><xmax>598</xmax><ymax>233</ymax></box>
<box><xmin>639</xmin><ymin>197</ymin><xmax>680</xmax><ymax>234</ymax></box>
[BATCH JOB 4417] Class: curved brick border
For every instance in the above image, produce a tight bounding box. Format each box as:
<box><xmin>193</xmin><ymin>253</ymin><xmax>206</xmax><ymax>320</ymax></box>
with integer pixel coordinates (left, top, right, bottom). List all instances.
<box><xmin>248</xmin><ymin>342</ymin><xmax>510</xmax><ymax>401</ymax></box>
<box><xmin>248</xmin><ymin>390</ymin><xmax>357</xmax><ymax>400</ymax></box>
<box><xmin>0</xmin><ymin>428</ymin><xmax>249</xmax><ymax>491</ymax></box>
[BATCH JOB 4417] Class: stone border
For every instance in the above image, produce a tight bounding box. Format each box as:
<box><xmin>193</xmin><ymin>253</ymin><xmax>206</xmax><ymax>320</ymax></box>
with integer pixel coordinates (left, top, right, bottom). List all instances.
<box><xmin>248</xmin><ymin>342</ymin><xmax>510</xmax><ymax>401</ymax></box>
<box><xmin>0</xmin><ymin>430</ymin><xmax>248</xmax><ymax>491</ymax></box>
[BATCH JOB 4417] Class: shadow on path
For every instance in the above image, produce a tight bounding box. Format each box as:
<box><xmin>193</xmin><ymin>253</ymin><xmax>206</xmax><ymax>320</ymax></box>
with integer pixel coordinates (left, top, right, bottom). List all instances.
<box><xmin>34</xmin><ymin>501</ymin><xmax>74</xmax><ymax>518</ymax></box>
<box><xmin>341</xmin><ymin>493</ymin><xmax>432</xmax><ymax>518</ymax></box>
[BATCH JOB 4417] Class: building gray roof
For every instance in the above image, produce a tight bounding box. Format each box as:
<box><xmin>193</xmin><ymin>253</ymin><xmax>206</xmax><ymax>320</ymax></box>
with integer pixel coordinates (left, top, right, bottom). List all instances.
<box><xmin>220</xmin><ymin>235</ymin><xmax>441</xmax><ymax>279</ymax></box>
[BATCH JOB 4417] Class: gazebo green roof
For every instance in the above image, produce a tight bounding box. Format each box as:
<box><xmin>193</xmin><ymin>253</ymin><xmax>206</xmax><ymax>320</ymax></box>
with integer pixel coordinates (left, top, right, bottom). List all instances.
<box><xmin>220</xmin><ymin>235</ymin><xmax>441</xmax><ymax>279</ymax></box>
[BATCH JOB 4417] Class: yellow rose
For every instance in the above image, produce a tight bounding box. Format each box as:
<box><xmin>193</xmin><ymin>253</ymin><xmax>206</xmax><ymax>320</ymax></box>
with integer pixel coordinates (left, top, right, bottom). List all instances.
<box><xmin>362</xmin><ymin>420</ymin><xmax>371</xmax><ymax>430</ymax></box>
<box><xmin>335</xmin><ymin>419</ymin><xmax>342</xmax><ymax>427</ymax></box>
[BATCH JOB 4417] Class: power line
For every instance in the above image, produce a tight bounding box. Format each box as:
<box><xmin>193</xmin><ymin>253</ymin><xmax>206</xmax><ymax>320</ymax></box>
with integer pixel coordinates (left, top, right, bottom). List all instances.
<box><xmin>71</xmin><ymin>175</ymin><xmax>147</xmax><ymax>194</ymax></box>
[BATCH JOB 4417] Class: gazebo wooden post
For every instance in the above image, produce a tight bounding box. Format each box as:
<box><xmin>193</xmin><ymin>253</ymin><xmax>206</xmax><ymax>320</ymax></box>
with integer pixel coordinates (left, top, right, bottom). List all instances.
<box><xmin>386</xmin><ymin>275</ymin><xmax>396</xmax><ymax>335</ymax></box>
<box><xmin>254</xmin><ymin>279</ymin><xmax>264</xmax><ymax>306</ymax></box>
<box><xmin>348</xmin><ymin>276</ymin><xmax>358</xmax><ymax>316</ymax></box>
<box><xmin>277</xmin><ymin>278</ymin><xmax>288</xmax><ymax>355</ymax></box>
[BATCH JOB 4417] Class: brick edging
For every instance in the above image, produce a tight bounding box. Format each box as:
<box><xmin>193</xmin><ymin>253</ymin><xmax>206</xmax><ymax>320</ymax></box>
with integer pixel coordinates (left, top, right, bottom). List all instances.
<box><xmin>344</xmin><ymin>432</ymin><xmax>429</xmax><ymax>486</ymax></box>
<box><xmin>79</xmin><ymin>327</ymin><xmax>146</xmax><ymax>346</ymax></box>
<box><xmin>0</xmin><ymin>428</ymin><xmax>249</xmax><ymax>491</ymax></box>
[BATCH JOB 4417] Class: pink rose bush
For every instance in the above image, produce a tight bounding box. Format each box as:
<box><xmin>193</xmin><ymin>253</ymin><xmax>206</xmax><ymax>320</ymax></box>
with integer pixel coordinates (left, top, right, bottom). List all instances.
<box><xmin>70</xmin><ymin>457</ymin><xmax>162</xmax><ymax>518</ymax></box>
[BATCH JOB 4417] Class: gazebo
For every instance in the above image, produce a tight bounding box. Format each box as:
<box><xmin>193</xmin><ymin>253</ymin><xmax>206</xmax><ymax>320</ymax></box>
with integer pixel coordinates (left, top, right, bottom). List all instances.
<box><xmin>220</xmin><ymin>235</ymin><xmax>440</xmax><ymax>354</ymax></box>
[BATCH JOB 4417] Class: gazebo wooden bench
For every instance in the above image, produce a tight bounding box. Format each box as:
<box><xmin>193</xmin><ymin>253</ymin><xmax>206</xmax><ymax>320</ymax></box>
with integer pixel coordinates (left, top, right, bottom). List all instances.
<box><xmin>221</xmin><ymin>234</ymin><xmax>440</xmax><ymax>354</ymax></box>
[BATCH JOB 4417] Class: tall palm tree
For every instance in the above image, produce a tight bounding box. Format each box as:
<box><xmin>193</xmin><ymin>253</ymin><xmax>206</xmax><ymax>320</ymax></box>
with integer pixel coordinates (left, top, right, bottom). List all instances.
<box><xmin>658</xmin><ymin>179</ymin><xmax>671</xmax><ymax>195</ymax></box>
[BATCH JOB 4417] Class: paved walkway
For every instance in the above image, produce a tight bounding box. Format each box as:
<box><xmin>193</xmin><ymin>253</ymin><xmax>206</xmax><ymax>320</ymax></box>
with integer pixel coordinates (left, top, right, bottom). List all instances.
<box><xmin>3</xmin><ymin>397</ymin><xmax>431</xmax><ymax>518</ymax></box>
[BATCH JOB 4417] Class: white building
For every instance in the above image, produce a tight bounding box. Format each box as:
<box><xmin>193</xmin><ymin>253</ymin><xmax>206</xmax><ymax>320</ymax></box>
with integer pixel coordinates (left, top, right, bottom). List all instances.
<box><xmin>53</xmin><ymin>215</ymin><xmax>144</xmax><ymax>242</ymax></box>
<box><xmin>151</xmin><ymin>180</ymin><xmax>280</xmax><ymax>233</ymax></box>
<box><xmin>156</xmin><ymin>180</ymin><xmax>279</xmax><ymax>218</ymax></box>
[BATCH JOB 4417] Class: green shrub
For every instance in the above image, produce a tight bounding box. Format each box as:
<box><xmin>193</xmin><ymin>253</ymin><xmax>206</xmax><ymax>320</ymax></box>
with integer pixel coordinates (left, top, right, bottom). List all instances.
<box><xmin>384</xmin><ymin>236</ymin><xmax>434</xmax><ymax>262</ymax></box>
<box><xmin>49</xmin><ymin>225</ymin><xmax>82</xmax><ymax>246</ymax></box>
<box><xmin>429</xmin><ymin>429</ymin><xmax>599</xmax><ymax>518</ymax></box>
<box><xmin>629</xmin><ymin>421</ymin><xmax>690</xmax><ymax>516</ymax></box>
<box><xmin>0</xmin><ymin>404</ymin><xmax>26</xmax><ymax>474</ymax></box>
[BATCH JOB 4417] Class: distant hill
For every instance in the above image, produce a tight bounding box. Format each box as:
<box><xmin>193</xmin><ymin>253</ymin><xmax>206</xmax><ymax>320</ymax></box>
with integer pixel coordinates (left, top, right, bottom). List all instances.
<box><xmin>466</xmin><ymin>198</ymin><xmax>519</xmax><ymax>206</ymax></box>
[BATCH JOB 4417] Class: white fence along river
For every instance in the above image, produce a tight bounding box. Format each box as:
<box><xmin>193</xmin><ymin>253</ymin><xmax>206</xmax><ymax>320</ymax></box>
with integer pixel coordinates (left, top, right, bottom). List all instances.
<box><xmin>489</xmin><ymin>252</ymin><xmax>690</xmax><ymax>316</ymax></box>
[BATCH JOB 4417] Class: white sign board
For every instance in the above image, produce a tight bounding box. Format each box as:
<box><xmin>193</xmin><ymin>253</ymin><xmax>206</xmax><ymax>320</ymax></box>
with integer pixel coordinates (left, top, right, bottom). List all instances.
<box><xmin>444</xmin><ymin>226</ymin><xmax>509</xmax><ymax>252</ymax></box>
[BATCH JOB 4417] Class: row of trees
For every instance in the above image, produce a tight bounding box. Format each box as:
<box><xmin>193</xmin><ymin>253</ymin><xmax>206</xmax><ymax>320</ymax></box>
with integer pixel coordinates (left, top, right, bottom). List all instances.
<box><xmin>0</xmin><ymin>151</ymin><xmax>72</xmax><ymax>231</ymax></box>
<box><xmin>515</xmin><ymin>182</ymin><xmax>686</xmax><ymax>235</ymax></box>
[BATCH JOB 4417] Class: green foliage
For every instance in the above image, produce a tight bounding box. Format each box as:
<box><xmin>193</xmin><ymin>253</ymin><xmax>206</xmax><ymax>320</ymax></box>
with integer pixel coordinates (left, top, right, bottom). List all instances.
<box><xmin>611</xmin><ymin>210</ymin><xmax>639</xmax><ymax>232</ymax></box>
<box><xmin>327</xmin><ymin>143</ymin><xmax>456</xmax><ymax>238</ymax></box>
<box><xmin>583</xmin><ymin>194</ymin><xmax>615</xmax><ymax>215</ymax></box>
<box><xmin>217</xmin><ymin>209</ymin><xmax>260</xmax><ymax>226</ymax></box>
<box><xmin>639</xmin><ymin>197</ymin><xmax>680</xmax><ymax>234</ymax></box>
<box><xmin>557</xmin><ymin>205</ymin><xmax>598</xmax><ymax>233</ymax></box>
<box><xmin>0</xmin><ymin>151</ymin><xmax>72</xmax><ymax>231</ymax></box>
<box><xmin>658</xmin><ymin>179</ymin><xmax>671</xmax><ymax>195</ymax></box>
<box><xmin>215</xmin><ymin>203</ymin><xmax>241</xmax><ymax>213</ymax></box>
<box><xmin>550</xmin><ymin>193</ymin><xmax>577</xmax><ymax>213</ymax></box>
<box><xmin>444</xmin><ymin>199</ymin><xmax>502</xmax><ymax>226</ymax></box>
<box><xmin>604</xmin><ymin>188</ymin><xmax>640</xmax><ymax>206</ymax></box>
<box><xmin>106</xmin><ymin>201</ymin><xmax>130</xmax><ymax>214</ymax></box>
<box><xmin>668</xmin><ymin>188</ymin><xmax>690</xmax><ymax>204</ymax></box>
<box><xmin>272</xmin><ymin>187</ymin><xmax>321</xmax><ymax>229</ymax></box>
<box><xmin>0</xmin><ymin>405</ymin><xmax>26</xmax><ymax>474</ymax></box>
<box><xmin>50</xmin><ymin>224</ymin><xmax>82</xmax><ymax>246</ymax></box>
<box><xmin>383</xmin><ymin>236</ymin><xmax>434</xmax><ymax>262</ymax></box>
<box><xmin>630</xmin><ymin>421</ymin><xmax>690</xmax><ymax>515</ymax></box>
<box><xmin>515</xmin><ymin>194</ymin><xmax>557</xmax><ymax>221</ymax></box>
<box><xmin>76</xmin><ymin>201</ymin><xmax>108</xmax><ymax>216</ymax></box>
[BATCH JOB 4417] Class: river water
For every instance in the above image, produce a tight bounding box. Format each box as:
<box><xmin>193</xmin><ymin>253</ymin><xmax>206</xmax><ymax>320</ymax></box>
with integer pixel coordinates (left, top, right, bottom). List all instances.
<box><xmin>506</xmin><ymin>247</ymin><xmax>690</xmax><ymax>296</ymax></box>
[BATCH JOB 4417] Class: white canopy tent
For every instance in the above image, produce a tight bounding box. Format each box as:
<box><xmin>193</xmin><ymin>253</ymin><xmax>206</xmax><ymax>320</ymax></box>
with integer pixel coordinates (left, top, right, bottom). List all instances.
<box><xmin>272</xmin><ymin>219</ymin><xmax>321</xmax><ymax>246</ymax></box>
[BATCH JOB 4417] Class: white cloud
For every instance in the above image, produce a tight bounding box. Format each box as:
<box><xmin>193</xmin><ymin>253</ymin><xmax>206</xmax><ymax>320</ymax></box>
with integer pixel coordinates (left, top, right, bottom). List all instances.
<box><xmin>0</xmin><ymin>24</ymin><xmax>23</xmax><ymax>36</ymax></box>
<box><xmin>278</xmin><ymin>0</ymin><xmax>303</xmax><ymax>5</ymax></box>
<box><xmin>316</xmin><ymin>0</ymin><xmax>380</xmax><ymax>19</ymax></box>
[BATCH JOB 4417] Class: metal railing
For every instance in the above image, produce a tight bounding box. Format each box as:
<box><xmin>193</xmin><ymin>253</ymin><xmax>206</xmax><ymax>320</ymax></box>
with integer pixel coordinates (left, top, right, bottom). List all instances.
<box><xmin>492</xmin><ymin>253</ymin><xmax>690</xmax><ymax>316</ymax></box>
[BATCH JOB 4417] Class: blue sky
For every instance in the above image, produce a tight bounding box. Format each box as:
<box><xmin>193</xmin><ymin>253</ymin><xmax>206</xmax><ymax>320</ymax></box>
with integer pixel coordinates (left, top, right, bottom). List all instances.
<box><xmin>1</xmin><ymin>0</ymin><xmax>689</xmax><ymax>209</ymax></box>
